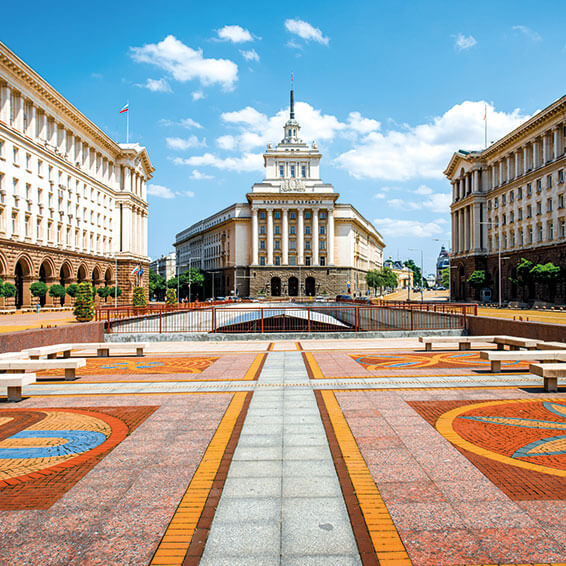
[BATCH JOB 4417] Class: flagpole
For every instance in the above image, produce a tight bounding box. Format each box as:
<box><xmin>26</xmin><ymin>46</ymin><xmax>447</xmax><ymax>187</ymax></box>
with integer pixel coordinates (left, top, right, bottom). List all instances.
<box><xmin>484</xmin><ymin>103</ymin><xmax>487</xmax><ymax>149</ymax></box>
<box><xmin>126</xmin><ymin>100</ymin><xmax>129</xmax><ymax>144</ymax></box>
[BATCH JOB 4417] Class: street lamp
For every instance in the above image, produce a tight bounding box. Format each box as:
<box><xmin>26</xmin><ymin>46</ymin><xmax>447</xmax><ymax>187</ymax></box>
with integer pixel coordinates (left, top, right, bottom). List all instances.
<box><xmin>408</xmin><ymin>248</ymin><xmax>424</xmax><ymax>302</ymax></box>
<box><xmin>478</xmin><ymin>221</ymin><xmax>509</xmax><ymax>307</ymax></box>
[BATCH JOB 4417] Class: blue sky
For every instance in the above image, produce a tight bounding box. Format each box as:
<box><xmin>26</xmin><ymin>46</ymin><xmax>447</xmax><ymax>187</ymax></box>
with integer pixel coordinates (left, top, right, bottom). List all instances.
<box><xmin>4</xmin><ymin>0</ymin><xmax>565</xmax><ymax>273</ymax></box>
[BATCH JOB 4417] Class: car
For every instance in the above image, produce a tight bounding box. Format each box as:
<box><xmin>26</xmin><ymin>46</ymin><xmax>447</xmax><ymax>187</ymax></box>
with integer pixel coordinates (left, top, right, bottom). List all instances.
<box><xmin>315</xmin><ymin>296</ymin><xmax>327</xmax><ymax>303</ymax></box>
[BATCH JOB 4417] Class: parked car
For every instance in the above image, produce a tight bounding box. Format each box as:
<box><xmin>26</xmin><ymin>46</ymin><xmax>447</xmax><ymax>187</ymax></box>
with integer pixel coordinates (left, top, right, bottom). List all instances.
<box><xmin>315</xmin><ymin>296</ymin><xmax>326</xmax><ymax>303</ymax></box>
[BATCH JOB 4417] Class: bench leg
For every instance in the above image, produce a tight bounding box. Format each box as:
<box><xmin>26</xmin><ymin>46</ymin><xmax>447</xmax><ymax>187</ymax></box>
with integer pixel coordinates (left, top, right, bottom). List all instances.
<box><xmin>63</xmin><ymin>350</ymin><xmax>71</xmax><ymax>358</ymax></box>
<box><xmin>97</xmin><ymin>348</ymin><xmax>109</xmax><ymax>357</ymax></box>
<box><xmin>544</xmin><ymin>377</ymin><xmax>558</xmax><ymax>392</ymax></box>
<box><xmin>64</xmin><ymin>369</ymin><xmax>76</xmax><ymax>381</ymax></box>
<box><xmin>510</xmin><ymin>345</ymin><xmax>519</xmax><ymax>351</ymax></box>
<box><xmin>497</xmin><ymin>343</ymin><xmax>505</xmax><ymax>350</ymax></box>
<box><xmin>7</xmin><ymin>386</ymin><xmax>22</xmax><ymax>402</ymax></box>
<box><xmin>47</xmin><ymin>353</ymin><xmax>57</xmax><ymax>359</ymax></box>
<box><xmin>459</xmin><ymin>342</ymin><xmax>471</xmax><ymax>351</ymax></box>
<box><xmin>425</xmin><ymin>343</ymin><xmax>432</xmax><ymax>352</ymax></box>
<box><xmin>136</xmin><ymin>347</ymin><xmax>144</xmax><ymax>357</ymax></box>
<box><xmin>491</xmin><ymin>360</ymin><xmax>502</xmax><ymax>373</ymax></box>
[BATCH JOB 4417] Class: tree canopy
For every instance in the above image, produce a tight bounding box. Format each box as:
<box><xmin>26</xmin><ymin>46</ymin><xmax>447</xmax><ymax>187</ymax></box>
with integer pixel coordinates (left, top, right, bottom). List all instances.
<box><xmin>403</xmin><ymin>259</ymin><xmax>422</xmax><ymax>286</ymax></box>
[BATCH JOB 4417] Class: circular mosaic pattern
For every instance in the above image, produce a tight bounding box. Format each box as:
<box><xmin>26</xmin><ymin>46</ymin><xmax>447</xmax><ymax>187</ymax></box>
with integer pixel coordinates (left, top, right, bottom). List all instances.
<box><xmin>436</xmin><ymin>399</ymin><xmax>566</xmax><ymax>477</ymax></box>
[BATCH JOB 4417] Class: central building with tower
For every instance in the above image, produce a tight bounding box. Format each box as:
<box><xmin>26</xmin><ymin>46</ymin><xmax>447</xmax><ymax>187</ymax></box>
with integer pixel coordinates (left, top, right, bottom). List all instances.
<box><xmin>174</xmin><ymin>90</ymin><xmax>384</xmax><ymax>298</ymax></box>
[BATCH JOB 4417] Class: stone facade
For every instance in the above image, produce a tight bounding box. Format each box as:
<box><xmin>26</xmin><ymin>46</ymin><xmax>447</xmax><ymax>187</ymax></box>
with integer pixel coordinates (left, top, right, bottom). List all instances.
<box><xmin>0</xmin><ymin>41</ymin><xmax>153</xmax><ymax>308</ymax></box>
<box><xmin>175</xmin><ymin>89</ymin><xmax>385</xmax><ymax>298</ymax></box>
<box><xmin>445</xmin><ymin>94</ymin><xmax>566</xmax><ymax>303</ymax></box>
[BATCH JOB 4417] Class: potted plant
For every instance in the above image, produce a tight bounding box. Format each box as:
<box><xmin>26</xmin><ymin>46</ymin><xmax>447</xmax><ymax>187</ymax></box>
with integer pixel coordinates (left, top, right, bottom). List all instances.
<box><xmin>73</xmin><ymin>281</ymin><xmax>95</xmax><ymax>322</ymax></box>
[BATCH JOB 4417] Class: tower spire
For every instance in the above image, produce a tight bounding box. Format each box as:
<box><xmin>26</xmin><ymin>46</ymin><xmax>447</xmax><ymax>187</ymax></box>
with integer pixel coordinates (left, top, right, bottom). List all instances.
<box><xmin>290</xmin><ymin>73</ymin><xmax>295</xmax><ymax>119</ymax></box>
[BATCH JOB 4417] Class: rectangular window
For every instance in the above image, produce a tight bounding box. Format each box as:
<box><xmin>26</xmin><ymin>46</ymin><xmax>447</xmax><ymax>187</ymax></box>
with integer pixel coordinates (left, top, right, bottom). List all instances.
<box><xmin>260</xmin><ymin>256</ymin><xmax>266</xmax><ymax>266</ymax></box>
<box><xmin>320</xmin><ymin>240</ymin><xmax>326</xmax><ymax>249</ymax></box>
<box><xmin>518</xmin><ymin>208</ymin><xmax>523</xmax><ymax>220</ymax></box>
<box><xmin>510</xmin><ymin>190</ymin><xmax>514</xmax><ymax>203</ymax></box>
<box><xmin>289</xmin><ymin>255</ymin><xmax>296</xmax><ymax>266</ymax></box>
<box><xmin>259</xmin><ymin>225</ymin><xmax>266</xmax><ymax>235</ymax></box>
<box><xmin>502</xmin><ymin>194</ymin><xmax>506</xmax><ymax>205</ymax></box>
<box><xmin>274</xmin><ymin>256</ymin><xmax>281</xmax><ymax>266</ymax></box>
<box><xmin>519</xmin><ymin>229</ymin><xmax>524</xmax><ymax>245</ymax></box>
<box><xmin>274</xmin><ymin>240</ymin><xmax>280</xmax><ymax>250</ymax></box>
<box><xmin>547</xmin><ymin>175</ymin><xmax>552</xmax><ymax>188</ymax></box>
<box><xmin>559</xmin><ymin>195</ymin><xmax>564</xmax><ymax>209</ymax></box>
<box><xmin>518</xmin><ymin>187</ymin><xmax>523</xmax><ymax>199</ymax></box>
<box><xmin>305</xmin><ymin>257</ymin><xmax>311</xmax><ymax>266</ymax></box>
<box><xmin>25</xmin><ymin>153</ymin><xmax>31</xmax><ymax>170</ymax></box>
<box><xmin>259</xmin><ymin>240</ymin><xmax>265</xmax><ymax>250</ymax></box>
<box><xmin>549</xmin><ymin>222</ymin><xmax>554</xmax><ymax>240</ymax></box>
<box><xmin>320</xmin><ymin>225</ymin><xmax>325</xmax><ymax>235</ymax></box>
<box><xmin>305</xmin><ymin>226</ymin><xmax>311</xmax><ymax>235</ymax></box>
<box><xmin>305</xmin><ymin>240</ymin><xmax>311</xmax><ymax>250</ymax></box>
<box><xmin>527</xmin><ymin>205</ymin><xmax>532</xmax><ymax>218</ymax></box>
<box><xmin>547</xmin><ymin>198</ymin><xmax>553</xmax><ymax>212</ymax></box>
<box><xmin>527</xmin><ymin>183</ymin><xmax>532</xmax><ymax>196</ymax></box>
<box><xmin>289</xmin><ymin>225</ymin><xmax>296</xmax><ymax>235</ymax></box>
<box><xmin>289</xmin><ymin>240</ymin><xmax>296</xmax><ymax>249</ymax></box>
<box><xmin>290</xmin><ymin>212</ymin><xmax>296</xmax><ymax>220</ymax></box>
<box><xmin>536</xmin><ymin>179</ymin><xmax>542</xmax><ymax>192</ymax></box>
<box><xmin>320</xmin><ymin>256</ymin><xmax>326</xmax><ymax>266</ymax></box>
<box><xmin>559</xmin><ymin>170</ymin><xmax>564</xmax><ymax>183</ymax></box>
<box><xmin>320</xmin><ymin>211</ymin><xmax>326</xmax><ymax>219</ymax></box>
<box><xmin>13</xmin><ymin>146</ymin><xmax>18</xmax><ymax>165</ymax></box>
<box><xmin>260</xmin><ymin>211</ymin><xmax>266</xmax><ymax>219</ymax></box>
<box><xmin>301</xmin><ymin>165</ymin><xmax>306</xmax><ymax>178</ymax></box>
<box><xmin>274</xmin><ymin>211</ymin><xmax>280</xmax><ymax>220</ymax></box>
<box><xmin>274</xmin><ymin>225</ymin><xmax>280</xmax><ymax>235</ymax></box>
<box><xmin>290</xmin><ymin>165</ymin><xmax>295</xmax><ymax>178</ymax></box>
<box><xmin>536</xmin><ymin>202</ymin><xmax>542</xmax><ymax>215</ymax></box>
<box><xmin>561</xmin><ymin>220</ymin><xmax>566</xmax><ymax>238</ymax></box>
<box><xmin>279</xmin><ymin>165</ymin><xmax>284</xmax><ymax>178</ymax></box>
<box><xmin>305</xmin><ymin>212</ymin><xmax>311</xmax><ymax>219</ymax></box>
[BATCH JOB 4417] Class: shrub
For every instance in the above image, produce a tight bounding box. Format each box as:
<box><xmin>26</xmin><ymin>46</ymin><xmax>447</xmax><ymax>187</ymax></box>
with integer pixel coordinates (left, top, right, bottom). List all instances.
<box><xmin>2</xmin><ymin>282</ymin><xmax>17</xmax><ymax>298</ymax></box>
<box><xmin>132</xmin><ymin>286</ymin><xmax>147</xmax><ymax>307</ymax></box>
<box><xmin>49</xmin><ymin>284</ymin><xmax>66</xmax><ymax>298</ymax></box>
<box><xmin>108</xmin><ymin>286</ymin><xmax>122</xmax><ymax>297</ymax></box>
<box><xmin>73</xmin><ymin>281</ymin><xmax>95</xmax><ymax>322</ymax></box>
<box><xmin>30</xmin><ymin>281</ymin><xmax>48</xmax><ymax>298</ymax></box>
<box><xmin>66</xmin><ymin>284</ymin><xmax>79</xmax><ymax>298</ymax></box>
<box><xmin>97</xmin><ymin>286</ymin><xmax>112</xmax><ymax>299</ymax></box>
<box><xmin>166</xmin><ymin>288</ymin><xmax>177</xmax><ymax>307</ymax></box>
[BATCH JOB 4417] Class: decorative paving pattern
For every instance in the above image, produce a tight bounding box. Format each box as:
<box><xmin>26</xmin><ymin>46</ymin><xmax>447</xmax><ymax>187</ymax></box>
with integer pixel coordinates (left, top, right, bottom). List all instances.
<box><xmin>352</xmin><ymin>352</ymin><xmax>526</xmax><ymax>370</ymax></box>
<box><xmin>0</xmin><ymin>406</ymin><xmax>156</xmax><ymax>509</ymax></box>
<box><xmin>410</xmin><ymin>399</ymin><xmax>566</xmax><ymax>500</ymax></box>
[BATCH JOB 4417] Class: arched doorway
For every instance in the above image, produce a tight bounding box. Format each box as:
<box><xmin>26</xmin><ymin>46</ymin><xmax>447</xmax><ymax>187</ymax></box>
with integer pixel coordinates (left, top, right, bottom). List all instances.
<box><xmin>39</xmin><ymin>264</ymin><xmax>47</xmax><ymax>307</ymax></box>
<box><xmin>271</xmin><ymin>277</ymin><xmax>281</xmax><ymax>297</ymax></box>
<box><xmin>14</xmin><ymin>257</ymin><xmax>32</xmax><ymax>309</ymax></box>
<box><xmin>104</xmin><ymin>267</ymin><xmax>113</xmax><ymax>286</ymax></box>
<box><xmin>305</xmin><ymin>276</ymin><xmax>316</xmax><ymax>297</ymax></box>
<box><xmin>288</xmin><ymin>276</ymin><xmax>299</xmax><ymax>297</ymax></box>
<box><xmin>60</xmin><ymin>262</ymin><xmax>72</xmax><ymax>306</ymax></box>
<box><xmin>77</xmin><ymin>264</ymin><xmax>87</xmax><ymax>283</ymax></box>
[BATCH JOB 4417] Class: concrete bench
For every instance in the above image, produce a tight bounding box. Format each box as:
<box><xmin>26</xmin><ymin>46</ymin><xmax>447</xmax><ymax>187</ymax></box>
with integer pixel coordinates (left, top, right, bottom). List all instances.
<box><xmin>0</xmin><ymin>373</ymin><xmax>36</xmax><ymax>401</ymax></box>
<box><xmin>419</xmin><ymin>336</ymin><xmax>499</xmax><ymax>351</ymax></box>
<box><xmin>479</xmin><ymin>350</ymin><xmax>566</xmax><ymax>373</ymax></box>
<box><xmin>493</xmin><ymin>337</ymin><xmax>539</xmax><ymax>351</ymax></box>
<box><xmin>529</xmin><ymin>363</ymin><xmax>566</xmax><ymax>392</ymax></box>
<box><xmin>536</xmin><ymin>341</ymin><xmax>566</xmax><ymax>350</ymax></box>
<box><xmin>0</xmin><ymin>351</ymin><xmax>29</xmax><ymax>360</ymax></box>
<box><xmin>25</xmin><ymin>342</ymin><xmax>147</xmax><ymax>359</ymax></box>
<box><xmin>0</xmin><ymin>359</ymin><xmax>86</xmax><ymax>381</ymax></box>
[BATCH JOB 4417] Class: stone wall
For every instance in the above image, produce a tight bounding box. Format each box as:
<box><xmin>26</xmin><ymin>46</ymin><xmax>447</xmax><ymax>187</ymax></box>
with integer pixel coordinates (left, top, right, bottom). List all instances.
<box><xmin>0</xmin><ymin>321</ymin><xmax>105</xmax><ymax>353</ymax></box>
<box><xmin>467</xmin><ymin>315</ymin><xmax>566</xmax><ymax>341</ymax></box>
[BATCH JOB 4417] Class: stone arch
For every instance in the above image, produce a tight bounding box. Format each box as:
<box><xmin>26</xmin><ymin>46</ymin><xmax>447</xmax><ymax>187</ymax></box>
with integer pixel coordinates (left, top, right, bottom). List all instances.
<box><xmin>288</xmin><ymin>276</ymin><xmax>299</xmax><ymax>297</ymax></box>
<box><xmin>14</xmin><ymin>254</ymin><xmax>33</xmax><ymax>309</ymax></box>
<box><xmin>104</xmin><ymin>267</ymin><xmax>113</xmax><ymax>286</ymax></box>
<box><xmin>77</xmin><ymin>263</ymin><xmax>88</xmax><ymax>283</ymax></box>
<box><xmin>38</xmin><ymin>257</ymin><xmax>56</xmax><ymax>307</ymax></box>
<box><xmin>58</xmin><ymin>260</ymin><xmax>74</xmax><ymax>306</ymax></box>
<box><xmin>0</xmin><ymin>251</ymin><xmax>7</xmax><ymax>279</ymax></box>
<box><xmin>305</xmin><ymin>276</ymin><xmax>316</xmax><ymax>297</ymax></box>
<box><xmin>270</xmin><ymin>277</ymin><xmax>281</xmax><ymax>297</ymax></box>
<box><xmin>92</xmin><ymin>265</ymin><xmax>102</xmax><ymax>285</ymax></box>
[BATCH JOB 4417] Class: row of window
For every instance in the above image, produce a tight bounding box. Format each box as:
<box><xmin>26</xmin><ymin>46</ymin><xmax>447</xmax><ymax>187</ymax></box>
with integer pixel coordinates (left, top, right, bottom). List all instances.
<box><xmin>488</xmin><ymin>220</ymin><xmax>566</xmax><ymax>250</ymax></box>
<box><xmin>259</xmin><ymin>239</ymin><xmax>326</xmax><ymax>251</ymax></box>
<box><xmin>490</xmin><ymin>195</ymin><xmax>565</xmax><ymax>225</ymax></box>
<box><xmin>258</xmin><ymin>210</ymin><xmax>327</xmax><ymax>220</ymax></box>
<box><xmin>488</xmin><ymin>172</ymin><xmax>565</xmax><ymax>210</ymax></box>
<box><xmin>258</xmin><ymin>255</ymin><xmax>327</xmax><ymax>266</ymax></box>
<box><xmin>258</xmin><ymin>224</ymin><xmax>327</xmax><ymax>236</ymax></box>
<box><xmin>278</xmin><ymin>164</ymin><xmax>308</xmax><ymax>178</ymax></box>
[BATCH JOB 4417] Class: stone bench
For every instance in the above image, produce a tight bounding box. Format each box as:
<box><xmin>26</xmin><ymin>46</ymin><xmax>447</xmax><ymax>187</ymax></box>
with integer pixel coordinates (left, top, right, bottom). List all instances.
<box><xmin>0</xmin><ymin>359</ymin><xmax>86</xmax><ymax>381</ymax></box>
<box><xmin>493</xmin><ymin>337</ymin><xmax>539</xmax><ymax>351</ymax></box>
<box><xmin>536</xmin><ymin>341</ymin><xmax>566</xmax><ymax>350</ymax></box>
<box><xmin>25</xmin><ymin>342</ymin><xmax>147</xmax><ymax>359</ymax></box>
<box><xmin>479</xmin><ymin>350</ymin><xmax>566</xmax><ymax>373</ymax></box>
<box><xmin>1</xmin><ymin>373</ymin><xmax>37</xmax><ymax>401</ymax></box>
<box><xmin>529</xmin><ymin>363</ymin><xmax>566</xmax><ymax>392</ymax></box>
<box><xmin>419</xmin><ymin>336</ymin><xmax>500</xmax><ymax>351</ymax></box>
<box><xmin>0</xmin><ymin>351</ymin><xmax>29</xmax><ymax>360</ymax></box>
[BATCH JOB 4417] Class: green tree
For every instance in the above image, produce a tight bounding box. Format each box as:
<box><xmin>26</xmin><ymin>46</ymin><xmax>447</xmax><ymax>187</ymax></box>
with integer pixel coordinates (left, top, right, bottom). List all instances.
<box><xmin>166</xmin><ymin>288</ymin><xmax>177</xmax><ymax>307</ymax></box>
<box><xmin>73</xmin><ymin>281</ymin><xmax>95</xmax><ymax>322</ymax></box>
<box><xmin>509</xmin><ymin>258</ymin><xmax>535</xmax><ymax>299</ymax></box>
<box><xmin>108</xmin><ymin>286</ymin><xmax>122</xmax><ymax>298</ymax></box>
<box><xmin>365</xmin><ymin>270</ymin><xmax>382</xmax><ymax>295</ymax></box>
<box><xmin>96</xmin><ymin>286</ymin><xmax>113</xmax><ymax>302</ymax></box>
<box><xmin>403</xmin><ymin>259</ymin><xmax>422</xmax><ymax>287</ymax></box>
<box><xmin>149</xmin><ymin>269</ymin><xmax>166</xmax><ymax>300</ymax></box>
<box><xmin>132</xmin><ymin>286</ymin><xmax>147</xmax><ymax>307</ymax></box>
<box><xmin>467</xmin><ymin>270</ymin><xmax>488</xmax><ymax>288</ymax></box>
<box><xmin>381</xmin><ymin>267</ymin><xmax>398</xmax><ymax>290</ymax></box>
<box><xmin>2</xmin><ymin>282</ymin><xmax>17</xmax><ymax>298</ymax></box>
<box><xmin>530</xmin><ymin>262</ymin><xmax>560</xmax><ymax>301</ymax></box>
<box><xmin>49</xmin><ymin>284</ymin><xmax>66</xmax><ymax>298</ymax></box>
<box><xmin>30</xmin><ymin>282</ymin><xmax>48</xmax><ymax>303</ymax></box>
<box><xmin>179</xmin><ymin>268</ymin><xmax>205</xmax><ymax>300</ymax></box>
<box><xmin>441</xmin><ymin>268</ymin><xmax>450</xmax><ymax>288</ymax></box>
<box><xmin>66</xmin><ymin>284</ymin><xmax>79</xmax><ymax>298</ymax></box>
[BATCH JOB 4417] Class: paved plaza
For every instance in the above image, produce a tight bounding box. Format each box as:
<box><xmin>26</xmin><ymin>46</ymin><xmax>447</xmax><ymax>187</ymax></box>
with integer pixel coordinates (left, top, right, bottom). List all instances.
<box><xmin>0</xmin><ymin>337</ymin><xmax>565</xmax><ymax>565</ymax></box>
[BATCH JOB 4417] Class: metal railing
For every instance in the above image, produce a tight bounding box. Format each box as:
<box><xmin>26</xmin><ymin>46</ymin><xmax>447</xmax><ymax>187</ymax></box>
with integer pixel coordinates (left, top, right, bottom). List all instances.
<box><xmin>103</xmin><ymin>304</ymin><xmax>467</xmax><ymax>334</ymax></box>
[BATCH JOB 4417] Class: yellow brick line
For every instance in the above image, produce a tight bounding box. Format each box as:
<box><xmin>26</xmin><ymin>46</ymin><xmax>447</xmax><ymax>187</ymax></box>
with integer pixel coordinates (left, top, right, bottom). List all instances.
<box><xmin>149</xmin><ymin>391</ymin><xmax>247</xmax><ymax>566</ymax></box>
<box><xmin>243</xmin><ymin>353</ymin><xmax>266</xmax><ymax>380</ymax></box>
<box><xmin>304</xmin><ymin>351</ymin><xmax>323</xmax><ymax>379</ymax></box>
<box><xmin>320</xmin><ymin>391</ymin><xmax>412</xmax><ymax>565</ymax></box>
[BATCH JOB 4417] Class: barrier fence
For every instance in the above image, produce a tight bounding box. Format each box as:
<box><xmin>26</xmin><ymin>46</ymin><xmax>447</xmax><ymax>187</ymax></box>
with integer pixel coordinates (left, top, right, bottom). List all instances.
<box><xmin>101</xmin><ymin>303</ymin><xmax>469</xmax><ymax>334</ymax></box>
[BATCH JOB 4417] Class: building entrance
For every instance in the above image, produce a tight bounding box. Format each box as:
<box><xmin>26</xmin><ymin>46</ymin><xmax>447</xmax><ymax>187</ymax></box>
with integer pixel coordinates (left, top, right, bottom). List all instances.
<box><xmin>288</xmin><ymin>276</ymin><xmax>299</xmax><ymax>296</ymax></box>
<box><xmin>305</xmin><ymin>276</ymin><xmax>316</xmax><ymax>296</ymax></box>
<box><xmin>271</xmin><ymin>277</ymin><xmax>281</xmax><ymax>297</ymax></box>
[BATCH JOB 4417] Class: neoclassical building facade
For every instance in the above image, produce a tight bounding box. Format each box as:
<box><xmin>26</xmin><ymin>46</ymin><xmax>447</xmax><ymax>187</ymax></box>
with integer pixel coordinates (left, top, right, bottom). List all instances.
<box><xmin>0</xmin><ymin>41</ymin><xmax>153</xmax><ymax>308</ymax></box>
<box><xmin>445</xmin><ymin>94</ymin><xmax>566</xmax><ymax>302</ymax></box>
<box><xmin>175</xmin><ymin>90</ymin><xmax>384</xmax><ymax>298</ymax></box>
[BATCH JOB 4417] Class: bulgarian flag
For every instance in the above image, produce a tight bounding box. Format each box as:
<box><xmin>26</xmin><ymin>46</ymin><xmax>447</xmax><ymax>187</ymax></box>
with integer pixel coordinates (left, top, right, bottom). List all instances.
<box><xmin>131</xmin><ymin>265</ymin><xmax>141</xmax><ymax>276</ymax></box>
<box><xmin>119</xmin><ymin>103</ymin><xmax>129</xmax><ymax>114</ymax></box>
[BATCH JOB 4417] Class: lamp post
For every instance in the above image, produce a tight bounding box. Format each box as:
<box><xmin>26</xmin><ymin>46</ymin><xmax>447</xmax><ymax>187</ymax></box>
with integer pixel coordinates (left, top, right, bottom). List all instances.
<box><xmin>408</xmin><ymin>248</ymin><xmax>424</xmax><ymax>302</ymax></box>
<box><xmin>478</xmin><ymin>221</ymin><xmax>511</xmax><ymax>307</ymax></box>
<box><xmin>114</xmin><ymin>254</ymin><xmax>118</xmax><ymax>308</ymax></box>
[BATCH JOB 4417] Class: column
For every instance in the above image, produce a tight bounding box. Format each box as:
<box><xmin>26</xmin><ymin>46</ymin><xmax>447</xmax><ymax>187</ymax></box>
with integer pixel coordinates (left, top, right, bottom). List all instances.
<box><xmin>0</xmin><ymin>82</ymin><xmax>10</xmax><ymax>124</ymax></box>
<box><xmin>463</xmin><ymin>207</ymin><xmax>469</xmax><ymax>251</ymax></box>
<box><xmin>523</xmin><ymin>145</ymin><xmax>529</xmax><ymax>173</ymax></box>
<box><xmin>14</xmin><ymin>92</ymin><xmax>23</xmax><ymax>131</ymax></box>
<box><xmin>532</xmin><ymin>141</ymin><xmax>537</xmax><ymax>169</ymax></box>
<box><xmin>472</xmin><ymin>170</ymin><xmax>480</xmax><ymax>193</ymax></box>
<box><xmin>458</xmin><ymin>210</ymin><xmax>464</xmax><ymax>253</ymax></box>
<box><xmin>251</xmin><ymin>208</ymin><xmax>258</xmax><ymax>265</ymax></box>
<box><xmin>122</xmin><ymin>204</ymin><xmax>132</xmax><ymax>253</ymax></box>
<box><xmin>514</xmin><ymin>151</ymin><xmax>520</xmax><ymax>178</ymax></box>
<box><xmin>554</xmin><ymin>127</ymin><xmax>560</xmax><ymax>159</ymax></box>
<box><xmin>49</xmin><ymin>119</ymin><xmax>57</xmax><ymax>147</ymax></box>
<box><xmin>473</xmin><ymin>203</ymin><xmax>481</xmax><ymax>251</ymax></box>
<box><xmin>282</xmin><ymin>208</ymin><xmax>289</xmax><ymax>265</ymax></box>
<box><xmin>499</xmin><ymin>161</ymin><xmax>504</xmax><ymax>185</ymax></box>
<box><xmin>267</xmin><ymin>209</ymin><xmax>273</xmax><ymax>265</ymax></box>
<box><xmin>124</xmin><ymin>167</ymin><xmax>131</xmax><ymax>193</ymax></box>
<box><xmin>328</xmin><ymin>208</ymin><xmax>335</xmax><ymax>265</ymax></box>
<box><xmin>542</xmin><ymin>134</ymin><xmax>548</xmax><ymax>164</ymax></box>
<box><xmin>298</xmin><ymin>208</ymin><xmax>304</xmax><ymax>265</ymax></box>
<box><xmin>452</xmin><ymin>212</ymin><xmax>458</xmax><ymax>254</ymax></box>
<box><xmin>312</xmin><ymin>208</ymin><xmax>319</xmax><ymax>265</ymax></box>
<box><xmin>68</xmin><ymin>132</ymin><xmax>75</xmax><ymax>160</ymax></box>
<box><xmin>29</xmin><ymin>102</ymin><xmax>36</xmax><ymax>139</ymax></box>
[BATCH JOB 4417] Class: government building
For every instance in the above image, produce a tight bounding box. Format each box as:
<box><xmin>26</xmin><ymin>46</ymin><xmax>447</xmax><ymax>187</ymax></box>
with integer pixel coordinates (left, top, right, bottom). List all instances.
<box><xmin>175</xmin><ymin>90</ymin><xmax>384</xmax><ymax>298</ymax></box>
<box><xmin>0</xmin><ymin>41</ymin><xmax>153</xmax><ymax>308</ymax></box>
<box><xmin>445</xmin><ymin>94</ymin><xmax>566</xmax><ymax>303</ymax></box>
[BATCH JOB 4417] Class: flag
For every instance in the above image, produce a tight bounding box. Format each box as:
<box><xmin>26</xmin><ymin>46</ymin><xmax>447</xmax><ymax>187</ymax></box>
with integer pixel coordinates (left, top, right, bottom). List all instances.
<box><xmin>130</xmin><ymin>265</ymin><xmax>141</xmax><ymax>275</ymax></box>
<box><xmin>119</xmin><ymin>103</ymin><xmax>129</xmax><ymax>114</ymax></box>
<box><xmin>138</xmin><ymin>266</ymin><xmax>144</xmax><ymax>277</ymax></box>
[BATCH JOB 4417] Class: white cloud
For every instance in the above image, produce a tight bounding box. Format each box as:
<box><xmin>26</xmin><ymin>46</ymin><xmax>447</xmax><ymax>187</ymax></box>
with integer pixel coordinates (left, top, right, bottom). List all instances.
<box><xmin>336</xmin><ymin>100</ymin><xmax>530</xmax><ymax>181</ymax></box>
<box><xmin>373</xmin><ymin>193</ymin><xmax>386</xmax><ymax>199</ymax></box>
<box><xmin>414</xmin><ymin>185</ymin><xmax>433</xmax><ymax>195</ymax></box>
<box><xmin>284</xmin><ymin>19</ymin><xmax>329</xmax><ymax>45</ymax></box>
<box><xmin>137</xmin><ymin>78</ymin><xmax>171</xmax><ymax>92</ymax></box>
<box><xmin>217</xmin><ymin>25</ymin><xmax>253</xmax><ymax>43</ymax></box>
<box><xmin>192</xmin><ymin>91</ymin><xmax>205</xmax><ymax>101</ymax></box>
<box><xmin>388</xmin><ymin>189</ymin><xmax>451</xmax><ymax>213</ymax></box>
<box><xmin>173</xmin><ymin>152</ymin><xmax>263</xmax><ymax>173</ymax></box>
<box><xmin>374</xmin><ymin>218</ymin><xmax>446</xmax><ymax>238</ymax></box>
<box><xmin>240</xmin><ymin>49</ymin><xmax>260</xmax><ymax>62</ymax></box>
<box><xmin>185</xmin><ymin>190</ymin><xmax>195</xmax><ymax>197</ymax></box>
<box><xmin>347</xmin><ymin>112</ymin><xmax>380</xmax><ymax>134</ymax></box>
<box><xmin>512</xmin><ymin>25</ymin><xmax>542</xmax><ymax>42</ymax></box>
<box><xmin>130</xmin><ymin>35</ymin><xmax>238</xmax><ymax>90</ymax></box>
<box><xmin>160</xmin><ymin>117</ymin><xmax>203</xmax><ymax>129</ymax></box>
<box><xmin>217</xmin><ymin>135</ymin><xmax>237</xmax><ymax>150</ymax></box>
<box><xmin>454</xmin><ymin>33</ymin><xmax>477</xmax><ymax>51</ymax></box>
<box><xmin>147</xmin><ymin>184</ymin><xmax>176</xmax><ymax>199</ymax></box>
<box><xmin>166</xmin><ymin>136</ymin><xmax>207</xmax><ymax>150</ymax></box>
<box><xmin>190</xmin><ymin>170</ymin><xmax>214</xmax><ymax>180</ymax></box>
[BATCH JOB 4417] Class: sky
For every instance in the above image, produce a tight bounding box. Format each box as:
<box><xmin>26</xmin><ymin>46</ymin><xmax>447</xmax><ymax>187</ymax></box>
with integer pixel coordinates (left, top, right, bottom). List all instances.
<box><xmin>3</xmin><ymin>0</ymin><xmax>565</xmax><ymax>274</ymax></box>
